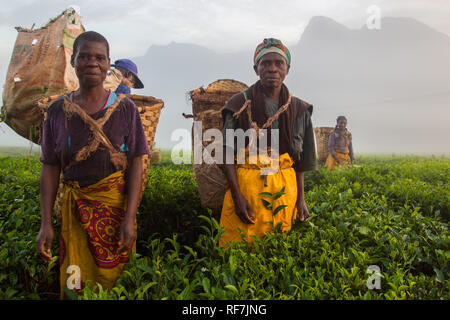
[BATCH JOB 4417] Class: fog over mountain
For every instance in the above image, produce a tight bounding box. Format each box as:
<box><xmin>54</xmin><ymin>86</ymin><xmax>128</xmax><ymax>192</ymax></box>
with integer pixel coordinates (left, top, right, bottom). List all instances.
<box><xmin>2</xmin><ymin>16</ymin><xmax>450</xmax><ymax>154</ymax></box>
<box><xmin>131</xmin><ymin>16</ymin><xmax>450</xmax><ymax>154</ymax></box>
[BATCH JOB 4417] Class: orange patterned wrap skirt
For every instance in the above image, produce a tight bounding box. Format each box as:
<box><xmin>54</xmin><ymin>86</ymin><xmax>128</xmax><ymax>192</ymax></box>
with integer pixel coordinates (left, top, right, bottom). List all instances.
<box><xmin>59</xmin><ymin>170</ymin><xmax>135</xmax><ymax>299</ymax></box>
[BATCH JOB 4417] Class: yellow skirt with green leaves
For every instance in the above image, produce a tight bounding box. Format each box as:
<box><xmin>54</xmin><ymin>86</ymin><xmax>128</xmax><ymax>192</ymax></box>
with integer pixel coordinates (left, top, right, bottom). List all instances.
<box><xmin>219</xmin><ymin>152</ymin><xmax>298</xmax><ymax>247</ymax></box>
<box><xmin>325</xmin><ymin>150</ymin><xmax>350</xmax><ymax>170</ymax></box>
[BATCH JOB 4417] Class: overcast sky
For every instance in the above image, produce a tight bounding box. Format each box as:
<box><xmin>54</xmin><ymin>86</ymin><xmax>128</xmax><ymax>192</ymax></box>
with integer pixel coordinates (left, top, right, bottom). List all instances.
<box><xmin>1</xmin><ymin>0</ymin><xmax>449</xmax><ymax>149</ymax></box>
<box><xmin>1</xmin><ymin>0</ymin><xmax>450</xmax><ymax>57</ymax></box>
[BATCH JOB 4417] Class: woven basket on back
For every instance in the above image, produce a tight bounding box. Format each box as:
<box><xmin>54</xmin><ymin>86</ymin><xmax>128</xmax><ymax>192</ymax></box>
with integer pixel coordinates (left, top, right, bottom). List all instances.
<box><xmin>314</xmin><ymin>127</ymin><xmax>334</xmax><ymax>163</ymax></box>
<box><xmin>125</xmin><ymin>94</ymin><xmax>164</xmax><ymax>205</ymax></box>
<box><xmin>190</xmin><ymin>79</ymin><xmax>249</xmax><ymax>115</ymax></box>
<box><xmin>189</xmin><ymin>79</ymin><xmax>249</xmax><ymax>147</ymax></box>
<box><xmin>187</xmin><ymin>79</ymin><xmax>248</xmax><ymax>214</ymax></box>
<box><xmin>41</xmin><ymin>93</ymin><xmax>164</xmax><ymax>217</ymax></box>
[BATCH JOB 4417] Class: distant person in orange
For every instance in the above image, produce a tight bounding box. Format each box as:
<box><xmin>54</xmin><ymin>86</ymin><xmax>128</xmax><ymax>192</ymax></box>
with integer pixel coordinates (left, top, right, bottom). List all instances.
<box><xmin>325</xmin><ymin>116</ymin><xmax>354</xmax><ymax>169</ymax></box>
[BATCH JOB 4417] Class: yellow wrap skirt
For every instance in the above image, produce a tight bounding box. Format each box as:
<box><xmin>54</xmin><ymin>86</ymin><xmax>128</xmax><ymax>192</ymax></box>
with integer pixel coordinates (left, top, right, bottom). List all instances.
<box><xmin>59</xmin><ymin>170</ymin><xmax>136</xmax><ymax>299</ymax></box>
<box><xmin>325</xmin><ymin>150</ymin><xmax>350</xmax><ymax>170</ymax></box>
<box><xmin>219</xmin><ymin>153</ymin><xmax>298</xmax><ymax>247</ymax></box>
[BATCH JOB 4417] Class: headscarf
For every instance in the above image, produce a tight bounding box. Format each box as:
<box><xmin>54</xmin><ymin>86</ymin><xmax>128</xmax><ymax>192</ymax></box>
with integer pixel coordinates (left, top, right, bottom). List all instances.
<box><xmin>335</xmin><ymin>116</ymin><xmax>348</xmax><ymax>130</ymax></box>
<box><xmin>336</xmin><ymin>116</ymin><xmax>347</xmax><ymax>123</ymax></box>
<box><xmin>253</xmin><ymin>38</ymin><xmax>291</xmax><ymax>66</ymax></box>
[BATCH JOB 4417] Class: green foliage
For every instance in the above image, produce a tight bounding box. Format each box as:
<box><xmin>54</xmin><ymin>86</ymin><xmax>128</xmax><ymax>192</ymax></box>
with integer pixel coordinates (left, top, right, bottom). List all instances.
<box><xmin>0</xmin><ymin>146</ymin><xmax>41</xmax><ymax>157</ymax></box>
<box><xmin>0</xmin><ymin>156</ymin><xmax>60</xmax><ymax>299</ymax></box>
<box><xmin>259</xmin><ymin>186</ymin><xmax>288</xmax><ymax>216</ymax></box>
<box><xmin>0</xmin><ymin>154</ymin><xmax>448</xmax><ymax>300</ymax></box>
<box><xmin>137</xmin><ymin>163</ymin><xmax>209</xmax><ymax>248</ymax></box>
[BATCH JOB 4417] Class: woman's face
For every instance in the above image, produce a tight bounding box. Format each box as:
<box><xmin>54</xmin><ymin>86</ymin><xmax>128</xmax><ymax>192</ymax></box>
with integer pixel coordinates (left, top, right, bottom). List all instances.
<box><xmin>117</xmin><ymin>67</ymin><xmax>136</xmax><ymax>86</ymax></box>
<box><xmin>71</xmin><ymin>40</ymin><xmax>110</xmax><ymax>88</ymax></box>
<box><xmin>254</xmin><ymin>52</ymin><xmax>289</xmax><ymax>90</ymax></box>
<box><xmin>337</xmin><ymin>119</ymin><xmax>347</xmax><ymax>130</ymax></box>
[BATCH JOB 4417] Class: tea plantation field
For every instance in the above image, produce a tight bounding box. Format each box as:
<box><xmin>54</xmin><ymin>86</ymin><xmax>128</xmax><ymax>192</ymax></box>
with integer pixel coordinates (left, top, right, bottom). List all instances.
<box><xmin>0</xmin><ymin>152</ymin><xmax>448</xmax><ymax>300</ymax></box>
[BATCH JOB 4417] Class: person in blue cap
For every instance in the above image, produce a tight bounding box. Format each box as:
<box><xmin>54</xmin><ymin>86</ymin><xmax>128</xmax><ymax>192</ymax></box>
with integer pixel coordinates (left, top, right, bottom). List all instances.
<box><xmin>111</xmin><ymin>59</ymin><xmax>144</xmax><ymax>94</ymax></box>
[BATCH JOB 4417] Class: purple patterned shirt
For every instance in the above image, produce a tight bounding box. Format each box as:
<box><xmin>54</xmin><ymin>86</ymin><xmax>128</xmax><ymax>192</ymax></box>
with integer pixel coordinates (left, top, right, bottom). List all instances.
<box><xmin>40</xmin><ymin>93</ymin><xmax>149</xmax><ymax>187</ymax></box>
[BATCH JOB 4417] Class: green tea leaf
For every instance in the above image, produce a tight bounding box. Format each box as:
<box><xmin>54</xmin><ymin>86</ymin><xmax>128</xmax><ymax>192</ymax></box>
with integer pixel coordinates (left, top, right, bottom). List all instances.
<box><xmin>434</xmin><ymin>268</ymin><xmax>445</xmax><ymax>283</ymax></box>
<box><xmin>202</xmin><ymin>278</ymin><xmax>210</xmax><ymax>293</ymax></box>
<box><xmin>224</xmin><ymin>284</ymin><xmax>239</xmax><ymax>296</ymax></box>
<box><xmin>273</xmin><ymin>186</ymin><xmax>286</xmax><ymax>200</ymax></box>
<box><xmin>358</xmin><ymin>226</ymin><xmax>370</xmax><ymax>235</ymax></box>
<box><xmin>273</xmin><ymin>205</ymin><xmax>288</xmax><ymax>216</ymax></box>
<box><xmin>258</xmin><ymin>192</ymin><xmax>273</xmax><ymax>198</ymax></box>
<box><xmin>64</xmin><ymin>286</ymin><xmax>78</xmax><ymax>300</ymax></box>
<box><xmin>261</xmin><ymin>199</ymin><xmax>272</xmax><ymax>210</ymax></box>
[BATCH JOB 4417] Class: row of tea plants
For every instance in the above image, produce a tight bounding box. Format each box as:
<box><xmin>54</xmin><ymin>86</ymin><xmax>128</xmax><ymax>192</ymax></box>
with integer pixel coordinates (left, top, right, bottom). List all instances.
<box><xmin>0</xmin><ymin>154</ymin><xmax>448</xmax><ymax>299</ymax></box>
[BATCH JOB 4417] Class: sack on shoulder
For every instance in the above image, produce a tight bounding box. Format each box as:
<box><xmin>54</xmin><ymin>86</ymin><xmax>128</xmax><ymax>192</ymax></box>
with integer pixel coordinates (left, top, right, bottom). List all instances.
<box><xmin>2</xmin><ymin>8</ymin><xmax>84</xmax><ymax>144</ymax></box>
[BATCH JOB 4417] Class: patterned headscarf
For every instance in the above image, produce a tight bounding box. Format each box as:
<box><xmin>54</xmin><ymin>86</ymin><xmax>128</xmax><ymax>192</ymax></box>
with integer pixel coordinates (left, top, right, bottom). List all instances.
<box><xmin>254</xmin><ymin>38</ymin><xmax>291</xmax><ymax>66</ymax></box>
<box><xmin>336</xmin><ymin>116</ymin><xmax>347</xmax><ymax>123</ymax></box>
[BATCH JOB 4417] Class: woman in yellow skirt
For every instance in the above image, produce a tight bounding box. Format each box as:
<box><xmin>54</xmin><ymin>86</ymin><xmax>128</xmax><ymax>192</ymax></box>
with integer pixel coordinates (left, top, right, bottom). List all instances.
<box><xmin>219</xmin><ymin>38</ymin><xmax>317</xmax><ymax>247</ymax></box>
<box><xmin>325</xmin><ymin>116</ymin><xmax>354</xmax><ymax>170</ymax></box>
<box><xmin>36</xmin><ymin>31</ymin><xmax>148</xmax><ymax>298</ymax></box>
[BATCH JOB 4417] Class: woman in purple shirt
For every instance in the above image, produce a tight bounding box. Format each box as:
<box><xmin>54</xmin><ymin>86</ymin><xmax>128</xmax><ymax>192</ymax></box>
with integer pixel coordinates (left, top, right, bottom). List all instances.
<box><xmin>36</xmin><ymin>31</ymin><xmax>149</xmax><ymax>298</ymax></box>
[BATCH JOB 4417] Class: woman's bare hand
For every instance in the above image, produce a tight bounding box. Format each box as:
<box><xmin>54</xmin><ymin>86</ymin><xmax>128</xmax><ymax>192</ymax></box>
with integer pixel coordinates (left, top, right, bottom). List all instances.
<box><xmin>117</xmin><ymin>218</ymin><xmax>136</xmax><ymax>254</ymax></box>
<box><xmin>232</xmin><ymin>192</ymin><xmax>256</xmax><ymax>224</ymax></box>
<box><xmin>36</xmin><ymin>223</ymin><xmax>54</xmax><ymax>262</ymax></box>
<box><xmin>297</xmin><ymin>200</ymin><xmax>310</xmax><ymax>222</ymax></box>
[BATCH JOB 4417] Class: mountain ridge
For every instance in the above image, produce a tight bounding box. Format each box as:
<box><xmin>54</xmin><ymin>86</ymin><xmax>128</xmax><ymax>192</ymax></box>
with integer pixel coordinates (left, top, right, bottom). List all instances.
<box><xmin>130</xmin><ymin>15</ymin><xmax>450</xmax><ymax>153</ymax></box>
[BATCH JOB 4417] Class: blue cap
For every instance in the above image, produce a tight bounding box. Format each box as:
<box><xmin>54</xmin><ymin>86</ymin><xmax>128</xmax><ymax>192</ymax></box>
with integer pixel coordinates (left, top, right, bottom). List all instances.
<box><xmin>111</xmin><ymin>59</ymin><xmax>144</xmax><ymax>89</ymax></box>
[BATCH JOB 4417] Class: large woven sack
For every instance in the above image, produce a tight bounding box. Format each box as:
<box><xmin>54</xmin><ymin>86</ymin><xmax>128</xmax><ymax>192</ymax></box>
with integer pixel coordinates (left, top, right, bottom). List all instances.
<box><xmin>188</xmin><ymin>79</ymin><xmax>248</xmax><ymax>214</ymax></box>
<box><xmin>1</xmin><ymin>8</ymin><xmax>122</xmax><ymax>144</ymax></box>
<box><xmin>314</xmin><ymin>127</ymin><xmax>334</xmax><ymax>163</ymax></box>
<box><xmin>2</xmin><ymin>8</ymin><xmax>84</xmax><ymax>144</ymax></box>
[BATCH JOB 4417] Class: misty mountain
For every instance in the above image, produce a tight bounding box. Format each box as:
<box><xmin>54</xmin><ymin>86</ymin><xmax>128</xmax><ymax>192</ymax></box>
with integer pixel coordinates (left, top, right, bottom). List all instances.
<box><xmin>290</xmin><ymin>16</ymin><xmax>450</xmax><ymax>104</ymax></box>
<box><xmin>133</xmin><ymin>16</ymin><xmax>450</xmax><ymax>153</ymax></box>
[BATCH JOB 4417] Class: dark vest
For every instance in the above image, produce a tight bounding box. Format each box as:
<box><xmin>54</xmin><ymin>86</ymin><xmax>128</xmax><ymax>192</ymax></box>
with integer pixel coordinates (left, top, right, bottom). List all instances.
<box><xmin>222</xmin><ymin>81</ymin><xmax>313</xmax><ymax>157</ymax></box>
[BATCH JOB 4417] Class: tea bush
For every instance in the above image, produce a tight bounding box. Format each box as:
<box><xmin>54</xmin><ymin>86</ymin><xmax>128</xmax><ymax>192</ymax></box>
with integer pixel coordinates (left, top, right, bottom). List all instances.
<box><xmin>0</xmin><ymin>154</ymin><xmax>448</xmax><ymax>300</ymax></box>
<box><xmin>0</xmin><ymin>157</ymin><xmax>60</xmax><ymax>299</ymax></box>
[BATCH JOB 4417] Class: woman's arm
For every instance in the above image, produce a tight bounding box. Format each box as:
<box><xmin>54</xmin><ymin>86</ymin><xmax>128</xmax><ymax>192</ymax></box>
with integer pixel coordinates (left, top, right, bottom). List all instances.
<box><xmin>348</xmin><ymin>139</ymin><xmax>354</xmax><ymax>164</ymax></box>
<box><xmin>222</xmin><ymin>145</ymin><xmax>255</xmax><ymax>224</ymax></box>
<box><xmin>117</xmin><ymin>155</ymin><xmax>143</xmax><ymax>254</ymax></box>
<box><xmin>221</xmin><ymin>110</ymin><xmax>255</xmax><ymax>224</ymax></box>
<box><xmin>328</xmin><ymin>132</ymin><xmax>340</xmax><ymax>164</ymax></box>
<box><xmin>36</xmin><ymin>163</ymin><xmax>61</xmax><ymax>262</ymax></box>
<box><xmin>222</xmin><ymin>144</ymin><xmax>255</xmax><ymax>224</ymax></box>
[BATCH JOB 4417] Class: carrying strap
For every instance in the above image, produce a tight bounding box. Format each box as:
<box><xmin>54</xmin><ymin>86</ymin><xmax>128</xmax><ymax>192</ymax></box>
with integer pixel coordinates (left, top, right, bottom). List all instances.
<box><xmin>232</xmin><ymin>92</ymin><xmax>293</xmax><ymax>133</ymax></box>
<box><xmin>231</xmin><ymin>91</ymin><xmax>293</xmax><ymax>160</ymax></box>
<box><xmin>62</xmin><ymin>94</ymin><xmax>128</xmax><ymax>172</ymax></box>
